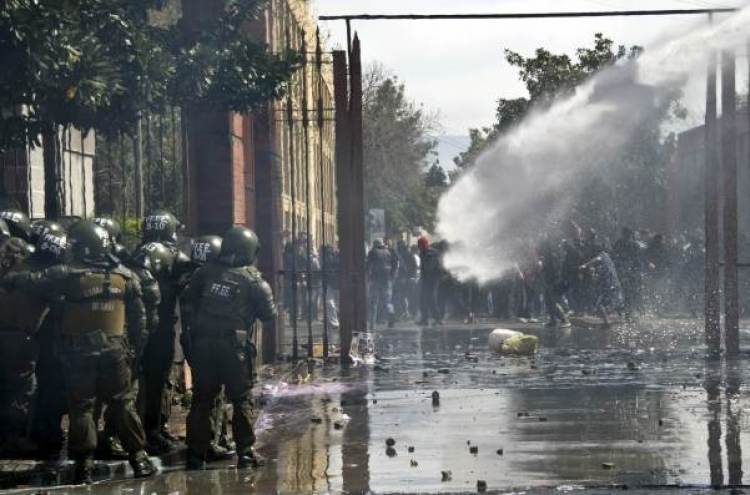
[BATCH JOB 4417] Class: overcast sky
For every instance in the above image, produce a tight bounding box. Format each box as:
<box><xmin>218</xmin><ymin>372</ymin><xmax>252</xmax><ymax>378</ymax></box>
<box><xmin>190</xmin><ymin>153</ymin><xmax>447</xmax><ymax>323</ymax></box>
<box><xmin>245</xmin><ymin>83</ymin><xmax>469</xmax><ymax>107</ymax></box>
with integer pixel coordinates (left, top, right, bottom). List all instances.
<box><xmin>311</xmin><ymin>0</ymin><xmax>738</xmax><ymax>139</ymax></box>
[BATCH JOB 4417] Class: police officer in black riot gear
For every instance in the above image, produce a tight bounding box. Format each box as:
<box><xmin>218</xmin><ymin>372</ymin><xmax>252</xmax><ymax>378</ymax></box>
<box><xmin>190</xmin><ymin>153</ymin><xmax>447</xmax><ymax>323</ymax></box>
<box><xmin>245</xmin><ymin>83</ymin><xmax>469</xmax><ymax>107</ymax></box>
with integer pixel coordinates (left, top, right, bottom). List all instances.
<box><xmin>183</xmin><ymin>226</ymin><xmax>276</xmax><ymax>471</ymax></box>
<box><xmin>181</xmin><ymin>235</ymin><xmax>235</xmax><ymax>462</ymax></box>
<box><xmin>96</xmin><ymin>241</ymin><xmax>163</xmax><ymax>460</ymax></box>
<box><xmin>93</xmin><ymin>216</ymin><xmax>131</xmax><ymax>262</ymax></box>
<box><xmin>0</xmin><ymin>208</ymin><xmax>31</xmax><ymax>242</ymax></box>
<box><xmin>29</xmin><ymin>219</ymin><xmax>65</xmax><ymax>246</ymax></box>
<box><xmin>138</xmin><ymin>211</ymin><xmax>192</xmax><ymax>452</ymax></box>
<box><xmin>0</xmin><ymin>230</ymin><xmax>44</xmax><ymax>456</ymax></box>
<box><xmin>28</xmin><ymin>228</ymin><xmax>69</xmax><ymax>458</ymax></box>
<box><xmin>3</xmin><ymin>220</ymin><xmax>156</xmax><ymax>483</ymax></box>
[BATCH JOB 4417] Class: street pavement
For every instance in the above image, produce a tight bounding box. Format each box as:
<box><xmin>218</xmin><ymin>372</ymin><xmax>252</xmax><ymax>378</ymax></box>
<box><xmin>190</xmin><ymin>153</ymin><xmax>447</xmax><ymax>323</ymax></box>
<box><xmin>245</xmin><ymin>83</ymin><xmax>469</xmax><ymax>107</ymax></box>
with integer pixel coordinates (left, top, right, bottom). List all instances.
<box><xmin>6</xmin><ymin>315</ymin><xmax>750</xmax><ymax>494</ymax></box>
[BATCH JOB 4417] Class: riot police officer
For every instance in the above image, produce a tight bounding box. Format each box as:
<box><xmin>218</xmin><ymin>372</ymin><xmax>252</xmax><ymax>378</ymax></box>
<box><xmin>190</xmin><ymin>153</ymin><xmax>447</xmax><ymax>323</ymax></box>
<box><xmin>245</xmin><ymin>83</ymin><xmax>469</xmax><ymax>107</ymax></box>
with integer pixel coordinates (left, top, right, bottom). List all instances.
<box><xmin>93</xmin><ymin>216</ymin><xmax>131</xmax><ymax>262</ymax></box>
<box><xmin>139</xmin><ymin>211</ymin><xmax>191</xmax><ymax>452</ymax></box>
<box><xmin>0</xmin><ymin>229</ymin><xmax>44</xmax><ymax>456</ymax></box>
<box><xmin>183</xmin><ymin>226</ymin><xmax>276</xmax><ymax>470</ymax></box>
<box><xmin>4</xmin><ymin>221</ymin><xmax>156</xmax><ymax>483</ymax></box>
<box><xmin>97</xmin><ymin>241</ymin><xmax>164</xmax><ymax>459</ymax></box>
<box><xmin>30</xmin><ymin>219</ymin><xmax>65</xmax><ymax>246</ymax></box>
<box><xmin>29</xmin><ymin>227</ymin><xmax>68</xmax><ymax>459</ymax></box>
<box><xmin>0</xmin><ymin>208</ymin><xmax>31</xmax><ymax>242</ymax></box>
<box><xmin>181</xmin><ymin>235</ymin><xmax>234</xmax><ymax>461</ymax></box>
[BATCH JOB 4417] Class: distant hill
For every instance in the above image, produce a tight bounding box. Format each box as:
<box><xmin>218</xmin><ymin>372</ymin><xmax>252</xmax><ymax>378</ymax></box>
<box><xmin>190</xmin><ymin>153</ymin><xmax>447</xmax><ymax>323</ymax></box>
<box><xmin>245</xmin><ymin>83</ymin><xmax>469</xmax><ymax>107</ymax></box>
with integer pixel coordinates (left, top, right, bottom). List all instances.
<box><xmin>433</xmin><ymin>135</ymin><xmax>470</xmax><ymax>170</ymax></box>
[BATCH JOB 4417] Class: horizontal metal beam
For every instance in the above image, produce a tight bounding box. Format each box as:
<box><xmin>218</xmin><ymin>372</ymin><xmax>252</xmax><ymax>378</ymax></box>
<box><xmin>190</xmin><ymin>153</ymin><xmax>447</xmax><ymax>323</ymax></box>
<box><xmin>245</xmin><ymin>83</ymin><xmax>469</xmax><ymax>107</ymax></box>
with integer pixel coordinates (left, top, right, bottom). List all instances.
<box><xmin>319</xmin><ymin>8</ymin><xmax>737</xmax><ymax>21</ymax></box>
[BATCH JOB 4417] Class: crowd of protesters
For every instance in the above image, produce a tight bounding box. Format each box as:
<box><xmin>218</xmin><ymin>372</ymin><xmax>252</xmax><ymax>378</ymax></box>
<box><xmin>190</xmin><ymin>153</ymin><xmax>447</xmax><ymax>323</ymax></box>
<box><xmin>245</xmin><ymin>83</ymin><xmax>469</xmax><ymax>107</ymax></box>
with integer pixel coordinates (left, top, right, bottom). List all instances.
<box><xmin>281</xmin><ymin>220</ymin><xmax>704</xmax><ymax>329</ymax></box>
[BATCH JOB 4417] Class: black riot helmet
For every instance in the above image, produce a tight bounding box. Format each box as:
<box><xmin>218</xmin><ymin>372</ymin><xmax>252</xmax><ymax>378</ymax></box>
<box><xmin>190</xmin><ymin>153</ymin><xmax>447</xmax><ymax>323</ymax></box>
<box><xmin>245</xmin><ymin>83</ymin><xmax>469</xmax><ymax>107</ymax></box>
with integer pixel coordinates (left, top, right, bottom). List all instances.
<box><xmin>56</xmin><ymin>216</ymin><xmax>82</xmax><ymax>230</ymax></box>
<box><xmin>67</xmin><ymin>220</ymin><xmax>111</xmax><ymax>263</ymax></box>
<box><xmin>219</xmin><ymin>226</ymin><xmax>260</xmax><ymax>267</ymax></box>
<box><xmin>92</xmin><ymin>216</ymin><xmax>122</xmax><ymax>243</ymax></box>
<box><xmin>131</xmin><ymin>242</ymin><xmax>174</xmax><ymax>277</ymax></box>
<box><xmin>30</xmin><ymin>219</ymin><xmax>65</xmax><ymax>245</ymax></box>
<box><xmin>35</xmin><ymin>231</ymin><xmax>67</xmax><ymax>265</ymax></box>
<box><xmin>190</xmin><ymin>235</ymin><xmax>223</xmax><ymax>266</ymax></box>
<box><xmin>0</xmin><ymin>209</ymin><xmax>30</xmax><ymax>241</ymax></box>
<box><xmin>142</xmin><ymin>211</ymin><xmax>181</xmax><ymax>244</ymax></box>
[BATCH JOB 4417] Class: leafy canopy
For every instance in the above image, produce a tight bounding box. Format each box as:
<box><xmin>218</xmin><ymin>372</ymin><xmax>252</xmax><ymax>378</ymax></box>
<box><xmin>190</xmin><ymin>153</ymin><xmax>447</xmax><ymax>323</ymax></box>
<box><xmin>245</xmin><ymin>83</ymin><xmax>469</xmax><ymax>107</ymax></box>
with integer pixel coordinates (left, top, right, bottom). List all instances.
<box><xmin>363</xmin><ymin>63</ymin><xmax>444</xmax><ymax>235</ymax></box>
<box><xmin>0</xmin><ymin>0</ymin><xmax>298</xmax><ymax>148</ymax></box>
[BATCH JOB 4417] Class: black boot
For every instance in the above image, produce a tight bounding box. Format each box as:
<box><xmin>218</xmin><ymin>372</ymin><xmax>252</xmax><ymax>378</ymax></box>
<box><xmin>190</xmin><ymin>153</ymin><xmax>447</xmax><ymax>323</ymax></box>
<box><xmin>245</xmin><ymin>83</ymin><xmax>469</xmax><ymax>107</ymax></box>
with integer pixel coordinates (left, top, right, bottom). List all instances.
<box><xmin>207</xmin><ymin>442</ymin><xmax>235</xmax><ymax>462</ymax></box>
<box><xmin>129</xmin><ymin>451</ymin><xmax>157</xmax><ymax>478</ymax></box>
<box><xmin>146</xmin><ymin>430</ymin><xmax>174</xmax><ymax>455</ymax></box>
<box><xmin>96</xmin><ymin>434</ymin><xmax>128</xmax><ymax>460</ymax></box>
<box><xmin>186</xmin><ymin>450</ymin><xmax>207</xmax><ymax>471</ymax></box>
<box><xmin>237</xmin><ymin>447</ymin><xmax>266</xmax><ymax>469</ymax></box>
<box><xmin>73</xmin><ymin>455</ymin><xmax>95</xmax><ymax>485</ymax></box>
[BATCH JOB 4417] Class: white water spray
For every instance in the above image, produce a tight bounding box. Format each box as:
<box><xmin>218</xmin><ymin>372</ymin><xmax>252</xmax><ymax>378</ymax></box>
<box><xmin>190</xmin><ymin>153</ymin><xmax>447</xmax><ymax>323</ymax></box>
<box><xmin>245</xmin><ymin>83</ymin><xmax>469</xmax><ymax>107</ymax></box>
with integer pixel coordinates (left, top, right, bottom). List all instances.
<box><xmin>437</xmin><ymin>7</ymin><xmax>750</xmax><ymax>285</ymax></box>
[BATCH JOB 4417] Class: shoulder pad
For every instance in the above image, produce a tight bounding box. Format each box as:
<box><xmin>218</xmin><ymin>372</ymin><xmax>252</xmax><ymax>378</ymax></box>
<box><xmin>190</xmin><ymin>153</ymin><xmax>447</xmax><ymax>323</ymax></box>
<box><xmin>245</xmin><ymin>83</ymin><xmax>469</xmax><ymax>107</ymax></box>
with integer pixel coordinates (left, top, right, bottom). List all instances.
<box><xmin>242</xmin><ymin>265</ymin><xmax>262</xmax><ymax>278</ymax></box>
<box><xmin>112</xmin><ymin>265</ymin><xmax>134</xmax><ymax>280</ymax></box>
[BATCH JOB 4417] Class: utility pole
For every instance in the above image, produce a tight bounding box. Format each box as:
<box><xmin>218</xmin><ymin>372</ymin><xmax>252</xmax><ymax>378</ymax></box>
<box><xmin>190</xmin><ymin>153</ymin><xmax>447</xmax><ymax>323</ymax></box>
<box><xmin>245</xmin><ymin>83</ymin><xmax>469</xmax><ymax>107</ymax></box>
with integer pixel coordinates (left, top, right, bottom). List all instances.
<box><xmin>722</xmin><ymin>48</ymin><xmax>739</xmax><ymax>357</ymax></box>
<box><xmin>704</xmin><ymin>46</ymin><xmax>720</xmax><ymax>357</ymax></box>
<box><xmin>349</xmin><ymin>34</ymin><xmax>367</xmax><ymax>341</ymax></box>
<box><xmin>333</xmin><ymin>50</ymin><xmax>353</xmax><ymax>363</ymax></box>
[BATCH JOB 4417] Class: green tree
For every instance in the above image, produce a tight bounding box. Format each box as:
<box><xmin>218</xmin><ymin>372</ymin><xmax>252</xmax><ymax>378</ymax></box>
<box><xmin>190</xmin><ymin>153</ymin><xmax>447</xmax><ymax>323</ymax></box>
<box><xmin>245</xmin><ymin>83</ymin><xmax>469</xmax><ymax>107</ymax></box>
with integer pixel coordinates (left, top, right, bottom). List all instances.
<box><xmin>425</xmin><ymin>163</ymin><xmax>448</xmax><ymax>188</ymax></box>
<box><xmin>363</xmin><ymin>63</ymin><xmax>440</xmax><ymax>235</ymax></box>
<box><xmin>0</xmin><ymin>0</ymin><xmax>298</xmax><ymax>217</ymax></box>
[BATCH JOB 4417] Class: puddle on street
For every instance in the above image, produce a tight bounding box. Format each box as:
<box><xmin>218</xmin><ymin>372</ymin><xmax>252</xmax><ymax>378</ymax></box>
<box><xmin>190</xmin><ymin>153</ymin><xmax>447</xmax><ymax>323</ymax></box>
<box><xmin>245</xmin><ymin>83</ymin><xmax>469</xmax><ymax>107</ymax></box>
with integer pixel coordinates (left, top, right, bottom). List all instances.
<box><xmin>8</xmin><ymin>321</ymin><xmax>750</xmax><ymax>494</ymax></box>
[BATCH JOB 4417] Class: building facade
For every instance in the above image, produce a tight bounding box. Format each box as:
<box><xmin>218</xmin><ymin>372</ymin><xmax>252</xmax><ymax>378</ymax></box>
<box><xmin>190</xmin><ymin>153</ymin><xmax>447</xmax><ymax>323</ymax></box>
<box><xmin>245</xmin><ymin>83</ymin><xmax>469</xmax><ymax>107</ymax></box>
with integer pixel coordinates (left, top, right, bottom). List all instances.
<box><xmin>182</xmin><ymin>0</ymin><xmax>338</xmax><ymax>360</ymax></box>
<box><xmin>1</xmin><ymin>127</ymin><xmax>95</xmax><ymax>219</ymax></box>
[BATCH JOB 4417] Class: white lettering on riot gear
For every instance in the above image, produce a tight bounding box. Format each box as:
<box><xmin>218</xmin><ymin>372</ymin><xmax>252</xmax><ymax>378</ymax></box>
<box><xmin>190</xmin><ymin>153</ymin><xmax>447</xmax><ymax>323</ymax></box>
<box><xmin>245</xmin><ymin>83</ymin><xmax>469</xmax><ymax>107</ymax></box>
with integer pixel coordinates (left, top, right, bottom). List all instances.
<box><xmin>145</xmin><ymin>216</ymin><xmax>169</xmax><ymax>231</ymax></box>
<box><xmin>40</xmin><ymin>233</ymin><xmax>66</xmax><ymax>256</ymax></box>
<box><xmin>91</xmin><ymin>301</ymin><xmax>115</xmax><ymax>311</ymax></box>
<box><xmin>193</xmin><ymin>242</ymin><xmax>210</xmax><ymax>262</ymax></box>
<box><xmin>0</xmin><ymin>211</ymin><xmax>22</xmax><ymax>223</ymax></box>
<box><xmin>210</xmin><ymin>283</ymin><xmax>232</xmax><ymax>298</ymax></box>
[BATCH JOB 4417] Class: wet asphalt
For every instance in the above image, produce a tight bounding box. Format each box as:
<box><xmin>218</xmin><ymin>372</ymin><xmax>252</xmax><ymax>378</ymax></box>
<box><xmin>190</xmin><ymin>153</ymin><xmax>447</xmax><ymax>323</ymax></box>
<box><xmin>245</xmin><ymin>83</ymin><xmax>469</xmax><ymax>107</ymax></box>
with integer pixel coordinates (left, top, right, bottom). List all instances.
<box><xmin>8</xmin><ymin>317</ymin><xmax>750</xmax><ymax>494</ymax></box>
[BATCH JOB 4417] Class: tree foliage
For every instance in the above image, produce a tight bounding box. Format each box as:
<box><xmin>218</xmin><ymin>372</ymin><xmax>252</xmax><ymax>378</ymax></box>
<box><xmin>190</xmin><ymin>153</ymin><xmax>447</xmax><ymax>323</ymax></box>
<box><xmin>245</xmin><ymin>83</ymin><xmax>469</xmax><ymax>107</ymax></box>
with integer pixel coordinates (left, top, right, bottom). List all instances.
<box><xmin>363</xmin><ymin>63</ymin><xmax>442</xmax><ymax>235</ymax></box>
<box><xmin>0</xmin><ymin>0</ymin><xmax>299</xmax><ymax>147</ymax></box>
